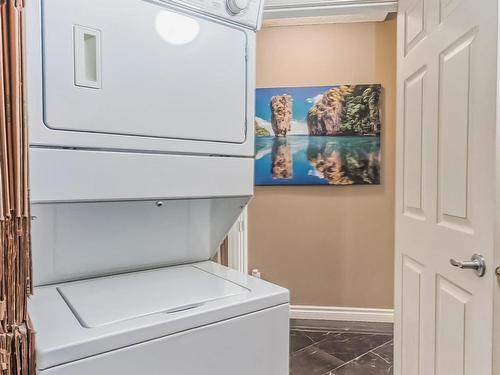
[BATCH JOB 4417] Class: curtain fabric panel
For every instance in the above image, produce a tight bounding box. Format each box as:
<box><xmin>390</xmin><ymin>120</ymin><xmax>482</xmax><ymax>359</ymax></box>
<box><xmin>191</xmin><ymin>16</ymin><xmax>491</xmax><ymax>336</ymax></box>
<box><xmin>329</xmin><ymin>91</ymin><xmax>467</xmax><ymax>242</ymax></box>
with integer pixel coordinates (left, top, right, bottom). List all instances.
<box><xmin>0</xmin><ymin>0</ymin><xmax>35</xmax><ymax>373</ymax></box>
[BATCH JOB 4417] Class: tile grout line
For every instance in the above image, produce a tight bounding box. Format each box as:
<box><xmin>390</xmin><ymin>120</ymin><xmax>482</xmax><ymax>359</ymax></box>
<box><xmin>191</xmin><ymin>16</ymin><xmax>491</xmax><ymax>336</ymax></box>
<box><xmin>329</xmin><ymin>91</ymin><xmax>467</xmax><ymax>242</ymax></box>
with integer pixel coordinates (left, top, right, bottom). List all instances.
<box><xmin>290</xmin><ymin>329</ymin><xmax>393</xmax><ymax>353</ymax></box>
<box><xmin>368</xmin><ymin>342</ymin><xmax>393</xmax><ymax>365</ymax></box>
<box><xmin>318</xmin><ymin>337</ymin><xmax>394</xmax><ymax>375</ymax></box>
<box><xmin>290</xmin><ymin>334</ymin><xmax>334</xmax><ymax>357</ymax></box>
<box><xmin>291</xmin><ymin>330</ymin><xmax>387</xmax><ymax>356</ymax></box>
<box><xmin>303</xmin><ymin>332</ymin><xmax>331</xmax><ymax>343</ymax></box>
<box><xmin>292</xmin><ymin>328</ymin><xmax>393</xmax><ymax>335</ymax></box>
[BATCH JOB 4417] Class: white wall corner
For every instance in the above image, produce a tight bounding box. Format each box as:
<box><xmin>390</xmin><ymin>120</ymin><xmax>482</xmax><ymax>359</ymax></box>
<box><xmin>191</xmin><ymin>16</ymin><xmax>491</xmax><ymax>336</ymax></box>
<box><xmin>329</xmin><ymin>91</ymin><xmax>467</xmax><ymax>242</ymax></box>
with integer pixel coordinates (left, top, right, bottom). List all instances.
<box><xmin>290</xmin><ymin>305</ymin><xmax>394</xmax><ymax>323</ymax></box>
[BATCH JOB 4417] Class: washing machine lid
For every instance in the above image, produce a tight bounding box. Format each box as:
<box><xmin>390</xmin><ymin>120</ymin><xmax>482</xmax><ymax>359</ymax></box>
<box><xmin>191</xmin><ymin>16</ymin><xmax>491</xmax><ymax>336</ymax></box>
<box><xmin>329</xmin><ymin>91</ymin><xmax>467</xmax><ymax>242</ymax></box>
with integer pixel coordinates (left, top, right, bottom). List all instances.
<box><xmin>58</xmin><ymin>265</ymin><xmax>248</xmax><ymax>328</ymax></box>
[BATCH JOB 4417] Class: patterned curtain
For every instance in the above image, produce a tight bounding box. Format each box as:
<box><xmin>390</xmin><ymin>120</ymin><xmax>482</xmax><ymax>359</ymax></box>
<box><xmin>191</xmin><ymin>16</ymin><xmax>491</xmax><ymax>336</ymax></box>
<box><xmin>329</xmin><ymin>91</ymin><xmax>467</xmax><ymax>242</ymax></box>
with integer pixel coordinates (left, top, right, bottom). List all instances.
<box><xmin>0</xmin><ymin>0</ymin><xmax>35</xmax><ymax>373</ymax></box>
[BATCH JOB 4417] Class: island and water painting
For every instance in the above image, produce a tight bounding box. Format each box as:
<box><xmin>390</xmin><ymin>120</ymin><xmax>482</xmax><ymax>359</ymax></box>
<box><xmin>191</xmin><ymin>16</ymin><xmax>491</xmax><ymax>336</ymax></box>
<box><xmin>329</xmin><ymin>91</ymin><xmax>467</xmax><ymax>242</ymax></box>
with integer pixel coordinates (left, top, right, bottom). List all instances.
<box><xmin>255</xmin><ymin>84</ymin><xmax>382</xmax><ymax>186</ymax></box>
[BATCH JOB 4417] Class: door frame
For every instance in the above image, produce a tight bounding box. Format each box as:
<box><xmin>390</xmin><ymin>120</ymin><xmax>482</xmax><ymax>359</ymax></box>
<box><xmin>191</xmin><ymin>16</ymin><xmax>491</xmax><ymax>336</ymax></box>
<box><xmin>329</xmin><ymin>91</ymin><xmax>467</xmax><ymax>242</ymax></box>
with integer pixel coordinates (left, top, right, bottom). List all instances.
<box><xmin>227</xmin><ymin>207</ymin><xmax>249</xmax><ymax>274</ymax></box>
<box><xmin>494</xmin><ymin>41</ymin><xmax>500</xmax><ymax>372</ymax></box>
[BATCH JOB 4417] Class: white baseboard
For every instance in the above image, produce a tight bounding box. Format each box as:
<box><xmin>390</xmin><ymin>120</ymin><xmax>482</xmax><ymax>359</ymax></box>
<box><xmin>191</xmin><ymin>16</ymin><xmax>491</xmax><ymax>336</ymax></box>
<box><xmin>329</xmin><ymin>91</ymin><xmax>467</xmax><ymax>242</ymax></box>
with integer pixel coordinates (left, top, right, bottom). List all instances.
<box><xmin>290</xmin><ymin>305</ymin><xmax>394</xmax><ymax>323</ymax></box>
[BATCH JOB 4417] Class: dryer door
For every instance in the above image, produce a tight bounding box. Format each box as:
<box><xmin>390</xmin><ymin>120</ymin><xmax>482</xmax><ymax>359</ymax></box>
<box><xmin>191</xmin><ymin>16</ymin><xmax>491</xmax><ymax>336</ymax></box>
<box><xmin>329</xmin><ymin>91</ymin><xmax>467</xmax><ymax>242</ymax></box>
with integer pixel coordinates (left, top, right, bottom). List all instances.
<box><xmin>40</xmin><ymin>0</ymin><xmax>248</xmax><ymax>144</ymax></box>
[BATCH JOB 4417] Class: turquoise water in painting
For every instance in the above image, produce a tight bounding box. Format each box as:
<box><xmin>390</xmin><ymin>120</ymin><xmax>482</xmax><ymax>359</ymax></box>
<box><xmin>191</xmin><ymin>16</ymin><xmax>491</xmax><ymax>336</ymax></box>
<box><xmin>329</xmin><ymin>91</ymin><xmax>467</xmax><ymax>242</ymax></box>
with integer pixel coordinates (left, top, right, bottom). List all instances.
<box><xmin>255</xmin><ymin>136</ymin><xmax>381</xmax><ymax>186</ymax></box>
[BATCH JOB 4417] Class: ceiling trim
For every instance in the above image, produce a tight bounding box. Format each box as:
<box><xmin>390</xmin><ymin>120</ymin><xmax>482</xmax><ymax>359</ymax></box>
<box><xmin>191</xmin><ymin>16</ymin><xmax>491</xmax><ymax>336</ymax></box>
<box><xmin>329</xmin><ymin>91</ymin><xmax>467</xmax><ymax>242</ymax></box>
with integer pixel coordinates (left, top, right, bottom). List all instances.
<box><xmin>263</xmin><ymin>0</ymin><xmax>398</xmax><ymax>22</ymax></box>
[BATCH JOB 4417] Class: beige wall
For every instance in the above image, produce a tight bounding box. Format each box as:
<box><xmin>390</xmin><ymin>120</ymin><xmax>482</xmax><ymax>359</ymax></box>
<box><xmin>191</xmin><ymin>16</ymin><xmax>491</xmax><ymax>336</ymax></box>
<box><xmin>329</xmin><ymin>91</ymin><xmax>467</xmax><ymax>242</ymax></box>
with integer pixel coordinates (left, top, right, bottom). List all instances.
<box><xmin>248</xmin><ymin>18</ymin><xmax>396</xmax><ymax>309</ymax></box>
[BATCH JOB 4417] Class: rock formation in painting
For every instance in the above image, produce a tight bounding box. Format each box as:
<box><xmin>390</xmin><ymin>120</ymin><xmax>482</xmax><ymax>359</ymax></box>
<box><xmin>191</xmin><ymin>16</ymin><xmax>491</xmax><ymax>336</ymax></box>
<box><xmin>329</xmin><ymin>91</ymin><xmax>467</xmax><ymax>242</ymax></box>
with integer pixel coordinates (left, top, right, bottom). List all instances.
<box><xmin>306</xmin><ymin>137</ymin><xmax>380</xmax><ymax>185</ymax></box>
<box><xmin>271</xmin><ymin>138</ymin><xmax>293</xmax><ymax>179</ymax></box>
<box><xmin>307</xmin><ymin>85</ymin><xmax>352</xmax><ymax>136</ymax></box>
<box><xmin>270</xmin><ymin>95</ymin><xmax>293</xmax><ymax>136</ymax></box>
<box><xmin>308</xmin><ymin>149</ymin><xmax>353</xmax><ymax>185</ymax></box>
<box><xmin>307</xmin><ymin>85</ymin><xmax>381</xmax><ymax>136</ymax></box>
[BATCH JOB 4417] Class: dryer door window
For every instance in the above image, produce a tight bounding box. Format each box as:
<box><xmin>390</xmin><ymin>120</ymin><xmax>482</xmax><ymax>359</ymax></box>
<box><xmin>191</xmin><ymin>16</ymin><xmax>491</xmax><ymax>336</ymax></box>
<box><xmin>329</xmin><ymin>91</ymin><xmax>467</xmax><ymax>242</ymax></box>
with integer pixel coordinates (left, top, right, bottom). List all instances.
<box><xmin>41</xmin><ymin>0</ymin><xmax>248</xmax><ymax>144</ymax></box>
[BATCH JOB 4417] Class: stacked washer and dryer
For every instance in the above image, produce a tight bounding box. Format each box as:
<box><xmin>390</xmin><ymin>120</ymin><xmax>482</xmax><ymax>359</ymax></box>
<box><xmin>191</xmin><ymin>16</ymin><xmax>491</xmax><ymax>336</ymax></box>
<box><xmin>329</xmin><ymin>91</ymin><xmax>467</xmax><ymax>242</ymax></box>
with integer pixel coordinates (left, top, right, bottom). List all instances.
<box><xmin>25</xmin><ymin>0</ymin><xmax>290</xmax><ymax>374</ymax></box>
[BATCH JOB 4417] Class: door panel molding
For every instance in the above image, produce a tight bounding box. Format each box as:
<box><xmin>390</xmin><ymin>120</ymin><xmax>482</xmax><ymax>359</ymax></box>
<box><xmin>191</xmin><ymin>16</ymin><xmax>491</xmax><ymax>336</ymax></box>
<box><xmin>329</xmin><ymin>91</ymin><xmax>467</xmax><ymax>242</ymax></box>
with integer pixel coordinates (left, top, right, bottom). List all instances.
<box><xmin>435</xmin><ymin>275</ymin><xmax>471</xmax><ymax>375</ymax></box>
<box><xmin>404</xmin><ymin>0</ymin><xmax>426</xmax><ymax>56</ymax></box>
<box><xmin>403</xmin><ymin>66</ymin><xmax>427</xmax><ymax>220</ymax></box>
<box><xmin>437</xmin><ymin>29</ymin><xmax>477</xmax><ymax>232</ymax></box>
<box><xmin>401</xmin><ymin>255</ymin><xmax>424</xmax><ymax>375</ymax></box>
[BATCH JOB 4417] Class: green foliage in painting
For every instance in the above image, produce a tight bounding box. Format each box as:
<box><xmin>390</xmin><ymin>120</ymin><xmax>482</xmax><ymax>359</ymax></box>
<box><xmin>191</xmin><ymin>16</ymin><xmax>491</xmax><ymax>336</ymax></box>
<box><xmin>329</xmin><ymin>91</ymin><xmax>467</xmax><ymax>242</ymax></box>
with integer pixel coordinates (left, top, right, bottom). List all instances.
<box><xmin>306</xmin><ymin>84</ymin><xmax>381</xmax><ymax>137</ymax></box>
<box><xmin>255</xmin><ymin>121</ymin><xmax>271</xmax><ymax>137</ymax></box>
<box><xmin>340</xmin><ymin>85</ymin><xmax>381</xmax><ymax>135</ymax></box>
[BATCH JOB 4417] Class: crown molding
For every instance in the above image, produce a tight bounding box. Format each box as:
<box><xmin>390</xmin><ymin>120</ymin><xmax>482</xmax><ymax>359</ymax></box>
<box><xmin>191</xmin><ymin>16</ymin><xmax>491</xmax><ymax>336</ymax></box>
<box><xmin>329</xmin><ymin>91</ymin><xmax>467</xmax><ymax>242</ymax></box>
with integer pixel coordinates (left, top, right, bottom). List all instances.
<box><xmin>263</xmin><ymin>0</ymin><xmax>398</xmax><ymax>24</ymax></box>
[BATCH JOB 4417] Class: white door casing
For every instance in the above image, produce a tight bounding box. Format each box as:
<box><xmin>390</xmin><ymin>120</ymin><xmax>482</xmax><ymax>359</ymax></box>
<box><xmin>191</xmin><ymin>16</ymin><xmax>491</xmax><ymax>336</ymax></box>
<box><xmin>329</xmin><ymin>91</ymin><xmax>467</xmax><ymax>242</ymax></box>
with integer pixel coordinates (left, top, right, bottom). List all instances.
<box><xmin>395</xmin><ymin>1</ymin><xmax>498</xmax><ymax>375</ymax></box>
<box><xmin>227</xmin><ymin>207</ymin><xmax>249</xmax><ymax>274</ymax></box>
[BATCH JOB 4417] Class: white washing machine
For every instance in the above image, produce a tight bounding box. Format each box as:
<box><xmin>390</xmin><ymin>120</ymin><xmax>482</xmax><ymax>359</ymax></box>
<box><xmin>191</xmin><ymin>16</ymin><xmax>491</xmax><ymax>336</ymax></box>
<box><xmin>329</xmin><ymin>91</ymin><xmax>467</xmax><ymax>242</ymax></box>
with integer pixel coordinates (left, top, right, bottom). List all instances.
<box><xmin>29</xmin><ymin>254</ymin><xmax>289</xmax><ymax>375</ymax></box>
<box><xmin>25</xmin><ymin>0</ymin><xmax>290</xmax><ymax>373</ymax></box>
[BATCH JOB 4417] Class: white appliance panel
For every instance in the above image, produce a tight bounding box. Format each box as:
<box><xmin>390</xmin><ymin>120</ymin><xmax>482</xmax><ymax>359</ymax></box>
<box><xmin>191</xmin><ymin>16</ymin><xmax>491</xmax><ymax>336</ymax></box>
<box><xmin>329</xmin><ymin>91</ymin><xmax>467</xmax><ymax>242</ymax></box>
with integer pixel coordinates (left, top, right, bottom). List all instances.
<box><xmin>30</xmin><ymin>148</ymin><xmax>254</xmax><ymax>203</ymax></box>
<box><xmin>42</xmin><ymin>0</ymin><xmax>247</xmax><ymax>143</ymax></box>
<box><xmin>39</xmin><ymin>304</ymin><xmax>289</xmax><ymax>375</ymax></box>
<box><xmin>31</xmin><ymin>198</ymin><xmax>249</xmax><ymax>285</ymax></box>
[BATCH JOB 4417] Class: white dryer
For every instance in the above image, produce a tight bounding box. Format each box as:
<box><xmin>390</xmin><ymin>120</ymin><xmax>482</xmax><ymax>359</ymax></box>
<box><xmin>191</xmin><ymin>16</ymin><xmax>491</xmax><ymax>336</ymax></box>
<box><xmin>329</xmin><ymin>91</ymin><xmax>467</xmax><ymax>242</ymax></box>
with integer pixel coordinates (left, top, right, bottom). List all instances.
<box><xmin>27</xmin><ymin>0</ymin><xmax>259</xmax><ymax>157</ymax></box>
<box><xmin>25</xmin><ymin>0</ymin><xmax>290</xmax><ymax>374</ymax></box>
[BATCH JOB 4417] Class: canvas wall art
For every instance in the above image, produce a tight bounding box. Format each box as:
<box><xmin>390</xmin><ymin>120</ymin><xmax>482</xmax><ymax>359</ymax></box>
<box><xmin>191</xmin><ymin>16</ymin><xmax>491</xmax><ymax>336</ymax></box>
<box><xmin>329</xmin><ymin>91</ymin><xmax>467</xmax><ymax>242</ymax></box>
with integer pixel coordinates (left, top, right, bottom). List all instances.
<box><xmin>255</xmin><ymin>84</ymin><xmax>382</xmax><ymax>186</ymax></box>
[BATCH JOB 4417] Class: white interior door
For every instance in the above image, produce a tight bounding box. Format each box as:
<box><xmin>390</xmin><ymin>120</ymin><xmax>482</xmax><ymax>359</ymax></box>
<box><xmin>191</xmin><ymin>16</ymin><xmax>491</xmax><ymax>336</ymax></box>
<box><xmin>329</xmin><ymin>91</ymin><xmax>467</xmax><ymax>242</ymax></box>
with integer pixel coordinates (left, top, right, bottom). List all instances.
<box><xmin>395</xmin><ymin>0</ymin><xmax>498</xmax><ymax>375</ymax></box>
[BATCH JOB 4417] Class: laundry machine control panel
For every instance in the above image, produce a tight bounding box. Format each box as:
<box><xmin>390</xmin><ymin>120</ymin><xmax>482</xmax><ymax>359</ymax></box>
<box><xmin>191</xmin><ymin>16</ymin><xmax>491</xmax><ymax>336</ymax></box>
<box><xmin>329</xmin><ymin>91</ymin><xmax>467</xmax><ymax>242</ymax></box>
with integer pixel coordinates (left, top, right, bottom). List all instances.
<box><xmin>226</xmin><ymin>0</ymin><xmax>251</xmax><ymax>14</ymax></box>
<box><xmin>156</xmin><ymin>0</ymin><xmax>263</xmax><ymax>29</ymax></box>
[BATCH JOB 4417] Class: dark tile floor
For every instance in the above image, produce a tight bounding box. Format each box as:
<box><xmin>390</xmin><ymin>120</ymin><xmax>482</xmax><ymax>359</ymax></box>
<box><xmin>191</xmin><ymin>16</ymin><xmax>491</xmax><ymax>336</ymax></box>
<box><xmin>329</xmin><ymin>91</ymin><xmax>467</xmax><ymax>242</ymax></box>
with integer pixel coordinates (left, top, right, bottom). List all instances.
<box><xmin>290</xmin><ymin>322</ymin><xmax>393</xmax><ymax>375</ymax></box>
